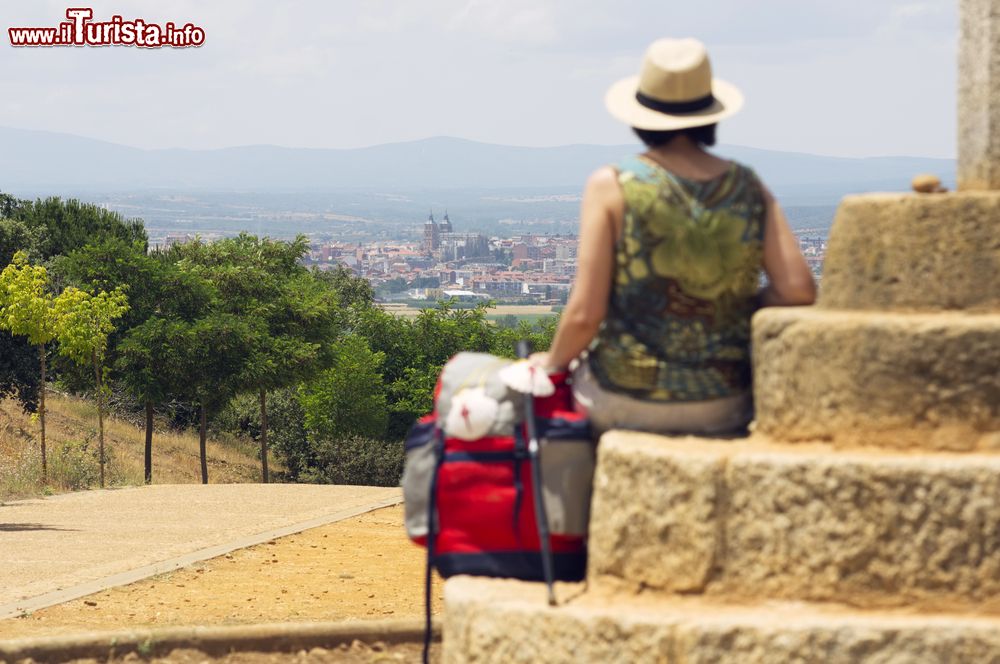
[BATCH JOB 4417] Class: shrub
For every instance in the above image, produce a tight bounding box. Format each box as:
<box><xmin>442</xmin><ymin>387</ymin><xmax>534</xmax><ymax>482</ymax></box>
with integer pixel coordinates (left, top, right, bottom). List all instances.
<box><xmin>49</xmin><ymin>436</ymin><xmax>101</xmax><ymax>490</ymax></box>
<box><xmin>0</xmin><ymin>436</ymin><xmax>41</xmax><ymax>500</ymax></box>
<box><xmin>301</xmin><ymin>434</ymin><xmax>403</xmax><ymax>487</ymax></box>
<box><xmin>299</xmin><ymin>335</ymin><xmax>388</xmax><ymax>441</ymax></box>
<box><xmin>47</xmin><ymin>434</ymin><xmax>130</xmax><ymax>491</ymax></box>
<box><xmin>214</xmin><ymin>388</ymin><xmax>311</xmax><ymax>480</ymax></box>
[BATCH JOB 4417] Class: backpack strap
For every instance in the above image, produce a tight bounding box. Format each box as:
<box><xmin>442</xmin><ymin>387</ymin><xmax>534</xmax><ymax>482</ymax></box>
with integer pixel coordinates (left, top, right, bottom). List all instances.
<box><xmin>422</xmin><ymin>428</ymin><xmax>445</xmax><ymax>664</ymax></box>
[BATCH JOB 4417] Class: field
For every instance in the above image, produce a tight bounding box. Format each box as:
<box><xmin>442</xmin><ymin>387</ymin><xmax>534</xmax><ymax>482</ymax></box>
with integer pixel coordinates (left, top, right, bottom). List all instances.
<box><xmin>485</xmin><ymin>312</ymin><xmax>556</xmax><ymax>325</ymax></box>
<box><xmin>0</xmin><ymin>393</ymin><xmax>266</xmax><ymax>501</ymax></box>
<box><xmin>383</xmin><ymin>303</ymin><xmax>558</xmax><ymax>321</ymax></box>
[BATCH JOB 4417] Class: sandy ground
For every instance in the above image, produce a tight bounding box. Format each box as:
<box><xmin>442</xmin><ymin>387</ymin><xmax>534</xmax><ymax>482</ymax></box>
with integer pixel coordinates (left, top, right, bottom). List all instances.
<box><xmin>1</xmin><ymin>485</ymin><xmax>400</xmax><ymax>609</ymax></box>
<box><xmin>0</xmin><ymin>505</ymin><xmax>443</xmax><ymax>640</ymax></box>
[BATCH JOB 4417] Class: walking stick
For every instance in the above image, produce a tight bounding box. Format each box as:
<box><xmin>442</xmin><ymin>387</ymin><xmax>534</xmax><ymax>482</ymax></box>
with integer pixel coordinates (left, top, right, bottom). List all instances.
<box><xmin>516</xmin><ymin>340</ymin><xmax>557</xmax><ymax>606</ymax></box>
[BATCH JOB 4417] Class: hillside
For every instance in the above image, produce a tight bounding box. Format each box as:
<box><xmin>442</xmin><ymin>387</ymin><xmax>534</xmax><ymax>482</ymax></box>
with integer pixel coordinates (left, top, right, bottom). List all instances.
<box><xmin>0</xmin><ymin>394</ymin><xmax>268</xmax><ymax>500</ymax></box>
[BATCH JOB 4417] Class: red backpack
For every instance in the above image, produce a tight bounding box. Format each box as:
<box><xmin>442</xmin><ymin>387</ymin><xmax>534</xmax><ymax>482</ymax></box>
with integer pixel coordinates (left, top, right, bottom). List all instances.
<box><xmin>402</xmin><ymin>349</ymin><xmax>595</xmax><ymax>643</ymax></box>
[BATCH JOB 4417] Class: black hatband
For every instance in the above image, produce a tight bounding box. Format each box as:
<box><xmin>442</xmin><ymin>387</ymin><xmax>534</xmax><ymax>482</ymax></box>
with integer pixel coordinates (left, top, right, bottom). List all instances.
<box><xmin>635</xmin><ymin>90</ymin><xmax>715</xmax><ymax>114</ymax></box>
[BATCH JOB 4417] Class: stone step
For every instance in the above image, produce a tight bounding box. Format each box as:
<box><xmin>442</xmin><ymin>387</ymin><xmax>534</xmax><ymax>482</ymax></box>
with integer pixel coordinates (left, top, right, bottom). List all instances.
<box><xmin>818</xmin><ymin>192</ymin><xmax>1000</xmax><ymax>312</ymax></box>
<box><xmin>752</xmin><ymin>307</ymin><xmax>1000</xmax><ymax>449</ymax></box>
<box><xmin>443</xmin><ymin>576</ymin><xmax>1000</xmax><ymax>663</ymax></box>
<box><xmin>587</xmin><ymin>433</ymin><xmax>1000</xmax><ymax>611</ymax></box>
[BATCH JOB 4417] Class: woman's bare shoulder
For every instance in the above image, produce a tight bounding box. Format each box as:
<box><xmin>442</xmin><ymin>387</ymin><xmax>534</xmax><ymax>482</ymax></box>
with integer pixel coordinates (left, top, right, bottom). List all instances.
<box><xmin>582</xmin><ymin>166</ymin><xmax>625</xmax><ymax>234</ymax></box>
<box><xmin>586</xmin><ymin>165</ymin><xmax>620</xmax><ymax>189</ymax></box>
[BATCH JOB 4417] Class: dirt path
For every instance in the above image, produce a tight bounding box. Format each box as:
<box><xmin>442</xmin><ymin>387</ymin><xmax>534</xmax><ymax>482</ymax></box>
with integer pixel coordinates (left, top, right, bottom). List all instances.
<box><xmin>0</xmin><ymin>505</ymin><xmax>443</xmax><ymax>640</ymax></box>
<box><xmin>1</xmin><ymin>485</ymin><xmax>400</xmax><ymax>611</ymax></box>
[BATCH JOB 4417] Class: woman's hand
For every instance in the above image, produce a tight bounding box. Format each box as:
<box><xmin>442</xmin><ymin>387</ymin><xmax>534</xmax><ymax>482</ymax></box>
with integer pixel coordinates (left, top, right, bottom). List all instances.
<box><xmin>529</xmin><ymin>352</ymin><xmax>555</xmax><ymax>371</ymax></box>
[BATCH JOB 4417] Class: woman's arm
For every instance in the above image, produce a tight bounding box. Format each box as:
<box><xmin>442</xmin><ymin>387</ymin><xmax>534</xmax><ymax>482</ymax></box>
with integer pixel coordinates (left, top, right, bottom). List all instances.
<box><xmin>539</xmin><ymin>167</ymin><xmax>622</xmax><ymax>371</ymax></box>
<box><xmin>759</xmin><ymin>186</ymin><xmax>817</xmax><ymax>306</ymax></box>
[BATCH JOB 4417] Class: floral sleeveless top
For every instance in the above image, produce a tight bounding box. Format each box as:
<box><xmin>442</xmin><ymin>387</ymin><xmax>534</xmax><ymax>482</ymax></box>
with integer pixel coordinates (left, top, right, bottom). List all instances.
<box><xmin>588</xmin><ymin>154</ymin><xmax>766</xmax><ymax>402</ymax></box>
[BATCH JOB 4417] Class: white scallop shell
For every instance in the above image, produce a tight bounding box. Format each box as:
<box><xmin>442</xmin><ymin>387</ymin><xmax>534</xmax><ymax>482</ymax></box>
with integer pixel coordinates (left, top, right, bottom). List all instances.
<box><xmin>444</xmin><ymin>387</ymin><xmax>501</xmax><ymax>440</ymax></box>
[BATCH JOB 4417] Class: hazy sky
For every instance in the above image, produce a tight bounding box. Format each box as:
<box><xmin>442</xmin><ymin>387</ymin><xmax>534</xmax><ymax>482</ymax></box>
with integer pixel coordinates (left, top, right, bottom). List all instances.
<box><xmin>2</xmin><ymin>1</ymin><xmax>958</xmax><ymax>157</ymax></box>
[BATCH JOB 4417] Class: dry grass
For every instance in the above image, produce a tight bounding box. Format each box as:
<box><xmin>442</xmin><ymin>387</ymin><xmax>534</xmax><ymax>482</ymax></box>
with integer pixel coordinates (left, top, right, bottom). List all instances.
<box><xmin>0</xmin><ymin>393</ymin><xmax>272</xmax><ymax>501</ymax></box>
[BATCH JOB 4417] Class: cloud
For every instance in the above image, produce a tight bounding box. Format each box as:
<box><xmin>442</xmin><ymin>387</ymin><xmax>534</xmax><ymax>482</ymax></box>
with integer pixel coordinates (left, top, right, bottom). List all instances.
<box><xmin>447</xmin><ymin>0</ymin><xmax>559</xmax><ymax>45</ymax></box>
<box><xmin>0</xmin><ymin>0</ymin><xmax>959</xmax><ymax>157</ymax></box>
<box><xmin>882</xmin><ymin>0</ymin><xmax>957</xmax><ymax>35</ymax></box>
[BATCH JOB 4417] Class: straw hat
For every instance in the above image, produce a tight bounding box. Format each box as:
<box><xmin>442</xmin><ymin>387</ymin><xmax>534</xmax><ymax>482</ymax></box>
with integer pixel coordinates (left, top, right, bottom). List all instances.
<box><xmin>605</xmin><ymin>38</ymin><xmax>743</xmax><ymax>130</ymax></box>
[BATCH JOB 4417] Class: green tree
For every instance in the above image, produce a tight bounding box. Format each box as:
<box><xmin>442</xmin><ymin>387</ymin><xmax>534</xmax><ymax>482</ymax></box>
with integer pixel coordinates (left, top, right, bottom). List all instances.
<box><xmin>0</xmin><ymin>192</ymin><xmax>23</xmax><ymax>219</ymax></box>
<box><xmin>0</xmin><ymin>251</ymin><xmax>61</xmax><ymax>482</ymax></box>
<box><xmin>59</xmin><ymin>241</ymin><xmax>215</xmax><ymax>483</ymax></box>
<box><xmin>97</xmin><ymin>238</ymin><xmax>235</xmax><ymax>485</ymax></box>
<box><xmin>174</xmin><ymin>235</ymin><xmax>341</xmax><ymax>482</ymax></box>
<box><xmin>354</xmin><ymin>307</ymin><xmax>418</xmax><ymax>386</ymax></box>
<box><xmin>0</xmin><ymin>195</ymin><xmax>144</xmax><ymax>418</ymax></box>
<box><xmin>416</xmin><ymin>301</ymin><xmax>495</xmax><ymax>363</ymax></box>
<box><xmin>252</xmin><ymin>270</ymin><xmax>341</xmax><ymax>483</ymax></box>
<box><xmin>13</xmin><ymin>197</ymin><xmax>145</xmax><ymax>260</ymax></box>
<box><xmin>378</xmin><ymin>277</ymin><xmax>408</xmax><ymax>296</ymax></box>
<box><xmin>116</xmin><ymin>317</ymin><xmax>197</xmax><ymax>483</ymax></box>
<box><xmin>0</xmin><ymin>331</ymin><xmax>39</xmax><ymax>415</ymax></box>
<box><xmin>313</xmin><ymin>265</ymin><xmax>374</xmax><ymax>309</ymax></box>
<box><xmin>0</xmin><ymin>216</ymin><xmax>45</xmax><ymax>413</ymax></box>
<box><xmin>490</xmin><ymin>315</ymin><xmax>559</xmax><ymax>359</ymax></box>
<box><xmin>0</xmin><ymin>218</ymin><xmax>42</xmax><ymax>266</ymax></box>
<box><xmin>299</xmin><ymin>334</ymin><xmax>388</xmax><ymax>442</ymax></box>
<box><xmin>354</xmin><ymin>300</ymin><xmax>497</xmax><ymax>439</ymax></box>
<box><xmin>53</xmin><ymin>286</ymin><xmax>129</xmax><ymax>488</ymax></box>
<box><xmin>495</xmin><ymin>314</ymin><xmax>519</xmax><ymax>329</ymax></box>
<box><xmin>183</xmin><ymin>312</ymin><xmax>259</xmax><ymax>484</ymax></box>
<box><xmin>409</xmin><ymin>276</ymin><xmax>440</xmax><ymax>289</ymax></box>
<box><xmin>385</xmin><ymin>364</ymin><xmax>440</xmax><ymax>435</ymax></box>
<box><xmin>54</xmin><ymin>238</ymin><xmax>161</xmax><ymax>328</ymax></box>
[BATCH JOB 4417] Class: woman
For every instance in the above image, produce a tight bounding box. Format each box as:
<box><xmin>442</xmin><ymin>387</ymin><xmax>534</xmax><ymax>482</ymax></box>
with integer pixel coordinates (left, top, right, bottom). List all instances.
<box><xmin>534</xmin><ymin>38</ymin><xmax>816</xmax><ymax>436</ymax></box>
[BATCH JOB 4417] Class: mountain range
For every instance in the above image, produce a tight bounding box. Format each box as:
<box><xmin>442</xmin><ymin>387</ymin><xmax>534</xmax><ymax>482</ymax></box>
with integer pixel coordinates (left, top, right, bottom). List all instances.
<box><xmin>0</xmin><ymin>127</ymin><xmax>955</xmax><ymax>203</ymax></box>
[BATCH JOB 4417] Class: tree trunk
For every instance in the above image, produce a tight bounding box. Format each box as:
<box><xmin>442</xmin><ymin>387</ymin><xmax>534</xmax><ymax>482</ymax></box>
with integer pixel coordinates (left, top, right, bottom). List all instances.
<box><xmin>144</xmin><ymin>400</ymin><xmax>153</xmax><ymax>485</ymax></box>
<box><xmin>38</xmin><ymin>343</ymin><xmax>46</xmax><ymax>485</ymax></box>
<box><xmin>199</xmin><ymin>401</ymin><xmax>208</xmax><ymax>484</ymax></box>
<box><xmin>260</xmin><ymin>388</ymin><xmax>269</xmax><ymax>484</ymax></box>
<box><xmin>94</xmin><ymin>349</ymin><xmax>105</xmax><ymax>489</ymax></box>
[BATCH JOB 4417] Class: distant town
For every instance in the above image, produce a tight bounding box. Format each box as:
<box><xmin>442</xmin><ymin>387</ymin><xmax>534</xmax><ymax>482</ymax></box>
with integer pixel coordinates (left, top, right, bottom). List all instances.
<box><xmin>157</xmin><ymin>210</ymin><xmax>828</xmax><ymax>306</ymax></box>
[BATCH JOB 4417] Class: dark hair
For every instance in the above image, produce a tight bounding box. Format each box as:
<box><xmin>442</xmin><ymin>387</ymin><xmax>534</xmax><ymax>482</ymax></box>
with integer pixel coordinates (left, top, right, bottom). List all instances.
<box><xmin>633</xmin><ymin>124</ymin><xmax>717</xmax><ymax>148</ymax></box>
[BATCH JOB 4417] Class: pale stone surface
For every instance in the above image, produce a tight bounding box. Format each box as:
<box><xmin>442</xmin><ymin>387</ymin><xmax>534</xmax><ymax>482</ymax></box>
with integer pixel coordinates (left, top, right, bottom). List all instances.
<box><xmin>723</xmin><ymin>448</ymin><xmax>1000</xmax><ymax>610</ymax></box>
<box><xmin>444</xmin><ymin>580</ymin><xmax>673</xmax><ymax>664</ymax></box>
<box><xmin>586</xmin><ymin>434</ymin><xmax>723</xmax><ymax>592</ymax></box>
<box><xmin>588</xmin><ymin>434</ymin><xmax>1000</xmax><ymax>610</ymax></box>
<box><xmin>818</xmin><ymin>194</ymin><xmax>1000</xmax><ymax>311</ymax></box>
<box><xmin>677</xmin><ymin>618</ymin><xmax>1000</xmax><ymax>664</ymax></box>
<box><xmin>444</xmin><ymin>576</ymin><xmax>1000</xmax><ymax>664</ymax></box>
<box><xmin>753</xmin><ymin>307</ymin><xmax>1000</xmax><ymax>449</ymax></box>
<box><xmin>911</xmin><ymin>173</ymin><xmax>945</xmax><ymax>193</ymax></box>
<box><xmin>959</xmin><ymin>0</ymin><xmax>1000</xmax><ymax>190</ymax></box>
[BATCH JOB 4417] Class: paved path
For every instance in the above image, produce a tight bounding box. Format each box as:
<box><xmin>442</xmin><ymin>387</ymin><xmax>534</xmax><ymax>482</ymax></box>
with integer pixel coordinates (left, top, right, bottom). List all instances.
<box><xmin>0</xmin><ymin>484</ymin><xmax>401</xmax><ymax>619</ymax></box>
